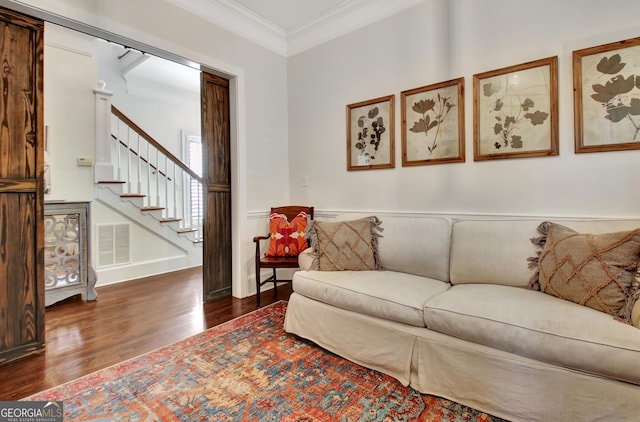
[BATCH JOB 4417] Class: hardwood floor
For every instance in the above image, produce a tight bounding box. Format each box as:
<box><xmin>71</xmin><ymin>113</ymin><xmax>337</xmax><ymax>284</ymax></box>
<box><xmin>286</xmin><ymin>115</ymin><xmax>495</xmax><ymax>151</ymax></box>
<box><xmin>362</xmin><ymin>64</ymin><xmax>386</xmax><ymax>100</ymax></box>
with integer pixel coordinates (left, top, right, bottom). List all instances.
<box><xmin>0</xmin><ymin>267</ymin><xmax>292</xmax><ymax>400</ymax></box>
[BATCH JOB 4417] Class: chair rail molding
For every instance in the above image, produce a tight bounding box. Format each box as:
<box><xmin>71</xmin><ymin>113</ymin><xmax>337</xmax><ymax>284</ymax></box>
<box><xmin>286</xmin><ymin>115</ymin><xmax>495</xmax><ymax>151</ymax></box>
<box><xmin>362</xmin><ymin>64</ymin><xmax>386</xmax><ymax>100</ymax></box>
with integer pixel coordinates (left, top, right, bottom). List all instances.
<box><xmin>250</xmin><ymin>208</ymin><xmax>638</xmax><ymax>222</ymax></box>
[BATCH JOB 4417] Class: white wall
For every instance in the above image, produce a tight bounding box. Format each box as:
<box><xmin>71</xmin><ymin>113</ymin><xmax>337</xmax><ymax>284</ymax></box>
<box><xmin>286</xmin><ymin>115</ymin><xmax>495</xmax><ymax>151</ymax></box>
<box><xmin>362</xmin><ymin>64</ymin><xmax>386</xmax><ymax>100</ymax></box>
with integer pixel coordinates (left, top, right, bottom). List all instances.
<box><xmin>288</xmin><ymin>0</ymin><xmax>640</xmax><ymax>218</ymax></box>
<box><xmin>43</xmin><ymin>24</ymin><xmax>96</xmax><ymax>201</ymax></box>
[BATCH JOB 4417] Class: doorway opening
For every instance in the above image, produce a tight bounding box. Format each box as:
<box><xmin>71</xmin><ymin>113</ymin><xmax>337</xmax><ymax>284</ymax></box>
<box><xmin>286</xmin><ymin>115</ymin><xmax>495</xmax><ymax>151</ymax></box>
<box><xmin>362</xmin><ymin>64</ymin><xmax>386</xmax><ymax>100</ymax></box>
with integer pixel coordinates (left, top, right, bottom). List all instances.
<box><xmin>43</xmin><ymin>21</ymin><xmax>233</xmax><ymax>300</ymax></box>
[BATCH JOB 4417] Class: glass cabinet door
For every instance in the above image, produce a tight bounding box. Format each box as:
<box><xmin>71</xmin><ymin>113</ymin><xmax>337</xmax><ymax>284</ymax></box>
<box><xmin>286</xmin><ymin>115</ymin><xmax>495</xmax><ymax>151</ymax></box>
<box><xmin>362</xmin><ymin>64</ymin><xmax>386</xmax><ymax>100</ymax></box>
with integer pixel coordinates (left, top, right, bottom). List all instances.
<box><xmin>44</xmin><ymin>213</ymin><xmax>82</xmax><ymax>289</ymax></box>
<box><xmin>44</xmin><ymin>201</ymin><xmax>95</xmax><ymax>306</ymax></box>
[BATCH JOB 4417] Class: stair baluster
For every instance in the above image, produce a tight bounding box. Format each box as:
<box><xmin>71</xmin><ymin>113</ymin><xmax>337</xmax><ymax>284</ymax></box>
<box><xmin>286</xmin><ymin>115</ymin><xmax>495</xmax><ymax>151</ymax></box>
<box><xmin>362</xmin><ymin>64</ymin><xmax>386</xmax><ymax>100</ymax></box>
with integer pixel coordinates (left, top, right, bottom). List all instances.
<box><xmin>137</xmin><ymin>134</ymin><xmax>142</xmax><ymax>194</ymax></box>
<box><xmin>146</xmin><ymin>140</ymin><xmax>151</xmax><ymax>208</ymax></box>
<box><xmin>155</xmin><ymin>146</ymin><xmax>160</xmax><ymax>208</ymax></box>
<box><xmin>126</xmin><ymin>125</ymin><xmax>132</xmax><ymax>194</ymax></box>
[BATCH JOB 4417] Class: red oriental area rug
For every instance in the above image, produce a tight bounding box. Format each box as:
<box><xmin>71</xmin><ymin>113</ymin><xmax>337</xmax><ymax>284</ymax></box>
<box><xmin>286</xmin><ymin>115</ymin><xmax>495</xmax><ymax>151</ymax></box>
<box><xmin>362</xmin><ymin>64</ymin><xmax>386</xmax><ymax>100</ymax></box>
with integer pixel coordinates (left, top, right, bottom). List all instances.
<box><xmin>26</xmin><ymin>301</ymin><xmax>505</xmax><ymax>421</ymax></box>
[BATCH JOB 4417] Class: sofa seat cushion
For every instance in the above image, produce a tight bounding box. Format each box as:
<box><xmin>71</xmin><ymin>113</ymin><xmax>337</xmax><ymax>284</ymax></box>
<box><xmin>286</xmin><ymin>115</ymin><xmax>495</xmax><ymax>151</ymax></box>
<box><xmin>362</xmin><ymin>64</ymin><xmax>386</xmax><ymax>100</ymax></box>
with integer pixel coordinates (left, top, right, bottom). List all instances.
<box><xmin>423</xmin><ymin>284</ymin><xmax>640</xmax><ymax>384</ymax></box>
<box><xmin>293</xmin><ymin>270</ymin><xmax>450</xmax><ymax>327</ymax></box>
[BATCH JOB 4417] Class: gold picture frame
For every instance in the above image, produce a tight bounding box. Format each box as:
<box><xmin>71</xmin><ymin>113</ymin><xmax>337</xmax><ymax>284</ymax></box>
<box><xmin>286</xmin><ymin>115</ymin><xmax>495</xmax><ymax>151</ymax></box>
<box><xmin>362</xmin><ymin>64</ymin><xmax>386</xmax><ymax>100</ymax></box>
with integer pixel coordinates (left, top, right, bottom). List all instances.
<box><xmin>473</xmin><ymin>56</ymin><xmax>558</xmax><ymax>161</ymax></box>
<box><xmin>401</xmin><ymin>77</ymin><xmax>465</xmax><ymax>166</ymax></box>
<box><xmin>573</xmin><ymin>37</ymin><xmax>640</xmax><ymax>153</ymax></box>
<box><xmin>346</xmin><ymin>95</ymin><xmax>395</xmax><ymax>171</ymax></box>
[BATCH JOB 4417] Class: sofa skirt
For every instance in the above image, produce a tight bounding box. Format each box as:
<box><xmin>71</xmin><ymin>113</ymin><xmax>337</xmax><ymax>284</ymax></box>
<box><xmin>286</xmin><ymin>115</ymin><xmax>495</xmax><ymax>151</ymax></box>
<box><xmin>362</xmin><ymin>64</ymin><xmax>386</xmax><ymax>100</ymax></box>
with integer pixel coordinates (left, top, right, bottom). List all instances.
<box><xmin>284</xmin><ymin>292</ymin><xmax>418</xmax><ymax>386</ymax></box>
<box><xmin>285</xmin><ymin>293</ymin><xmax>640</xmax><ymax>422</ymax></box>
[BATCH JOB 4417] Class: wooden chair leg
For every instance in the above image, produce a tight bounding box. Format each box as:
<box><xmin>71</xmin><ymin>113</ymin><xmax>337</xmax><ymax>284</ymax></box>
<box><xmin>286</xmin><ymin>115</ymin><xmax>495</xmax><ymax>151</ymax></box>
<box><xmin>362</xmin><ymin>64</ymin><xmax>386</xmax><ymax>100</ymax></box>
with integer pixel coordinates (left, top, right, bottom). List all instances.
<box><xmin>273</xmin><ymin>269</ymin><xmax>278</xmax><ymax>297</ymax></box>
<box><xmin>256</xmin><ymin>264</ymin><xmax>261</xmax><ymax>308</ymax></box>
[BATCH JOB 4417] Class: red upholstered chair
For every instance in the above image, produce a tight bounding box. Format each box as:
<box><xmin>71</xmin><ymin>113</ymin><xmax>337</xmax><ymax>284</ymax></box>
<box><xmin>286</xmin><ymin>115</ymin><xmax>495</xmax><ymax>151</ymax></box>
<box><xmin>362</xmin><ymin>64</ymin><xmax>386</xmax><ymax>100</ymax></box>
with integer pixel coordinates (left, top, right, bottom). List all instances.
<box><xmin>253</xmin><ymin>206</ymin><xmax>314</xmax><ymax>307</ymax></box>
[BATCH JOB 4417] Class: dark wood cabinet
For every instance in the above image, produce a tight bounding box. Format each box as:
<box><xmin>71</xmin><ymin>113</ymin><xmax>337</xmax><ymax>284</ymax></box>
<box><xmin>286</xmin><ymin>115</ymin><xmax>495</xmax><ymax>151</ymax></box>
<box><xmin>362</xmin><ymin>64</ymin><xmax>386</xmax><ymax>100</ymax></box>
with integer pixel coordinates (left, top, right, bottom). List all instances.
<box><xmin>0</xmin><ymin>7</ymin><xmax>44</xmax><ymax>365</ymax></box>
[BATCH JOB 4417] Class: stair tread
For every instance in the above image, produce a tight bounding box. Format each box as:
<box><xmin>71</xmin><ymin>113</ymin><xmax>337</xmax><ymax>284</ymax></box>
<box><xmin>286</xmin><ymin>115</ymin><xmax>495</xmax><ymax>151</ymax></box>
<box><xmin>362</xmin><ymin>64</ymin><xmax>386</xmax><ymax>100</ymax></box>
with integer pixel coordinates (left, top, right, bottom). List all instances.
<box><xmin>121</xmin><ymin>194</ymin><xmax>146</xmax><ymax>198</ymax></box>
<box><xmin>98</xmin><ymin>180</ymin><xmax>126</xmax><ymax>184</ymax></box>
<box><xmin>160</xmin><ymin>218</ymin><xmax>182</xmax><ymax>223</ymax></box>
<box><xmin>141</xmin><ymin>207</ymin><xmax>164</xmax><ymax>211</ymax></box>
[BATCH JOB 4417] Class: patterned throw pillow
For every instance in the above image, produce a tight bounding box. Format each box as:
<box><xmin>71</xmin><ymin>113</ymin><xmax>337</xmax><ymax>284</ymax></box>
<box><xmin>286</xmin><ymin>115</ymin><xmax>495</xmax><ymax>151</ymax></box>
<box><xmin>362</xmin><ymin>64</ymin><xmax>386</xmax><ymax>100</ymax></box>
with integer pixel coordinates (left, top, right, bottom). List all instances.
<box><xmin>309</xmin><ymin>216</ymin><xmax>383</xmax><ymax>271</ymax></box>
<box><xmin>528</xmin><ymin>221</ymin><xmax>640</xmax><ymax>323</ymax></box>
<box><xmin>266</xmin><ymin>211</ymin><xmax>309</xmax><ymax>257</ymax></box>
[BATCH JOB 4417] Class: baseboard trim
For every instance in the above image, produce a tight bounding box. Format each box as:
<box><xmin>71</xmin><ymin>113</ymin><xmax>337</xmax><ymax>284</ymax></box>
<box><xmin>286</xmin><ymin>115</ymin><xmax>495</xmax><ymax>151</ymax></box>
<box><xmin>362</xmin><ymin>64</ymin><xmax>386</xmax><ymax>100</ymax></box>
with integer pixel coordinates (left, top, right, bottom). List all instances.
<box><xmin>96</xmin><ymin>256</ymin><xmax>195</xmax><ymax>287</ymax></box>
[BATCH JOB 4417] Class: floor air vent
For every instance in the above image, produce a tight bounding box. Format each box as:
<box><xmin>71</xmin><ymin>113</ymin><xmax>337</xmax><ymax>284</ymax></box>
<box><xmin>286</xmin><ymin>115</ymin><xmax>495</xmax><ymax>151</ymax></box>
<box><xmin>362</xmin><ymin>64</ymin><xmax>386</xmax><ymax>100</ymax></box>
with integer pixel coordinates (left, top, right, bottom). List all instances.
<box><xmin>97</xmin><ymin>223</ymin><xmax>131</xmax><ymax>267</ymax></box>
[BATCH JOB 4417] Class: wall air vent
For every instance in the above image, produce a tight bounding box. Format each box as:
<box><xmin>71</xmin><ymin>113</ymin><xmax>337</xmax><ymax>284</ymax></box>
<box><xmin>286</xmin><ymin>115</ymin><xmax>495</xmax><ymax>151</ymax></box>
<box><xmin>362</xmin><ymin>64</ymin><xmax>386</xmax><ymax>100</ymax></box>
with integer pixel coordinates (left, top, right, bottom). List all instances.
<box><xmin>97</xmin><ymin>223</ymin><xmax>131</xmax><ymax>267</ymax></box>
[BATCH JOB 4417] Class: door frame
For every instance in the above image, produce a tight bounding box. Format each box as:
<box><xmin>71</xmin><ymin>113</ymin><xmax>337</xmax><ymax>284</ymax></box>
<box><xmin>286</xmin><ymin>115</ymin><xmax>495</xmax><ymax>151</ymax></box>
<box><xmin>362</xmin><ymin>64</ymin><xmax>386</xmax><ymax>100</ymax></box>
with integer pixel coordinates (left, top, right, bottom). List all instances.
<box><xmin>0</xmin><ymin>0</ymin><xmax>249</xmax><ymax>299</ymax></box>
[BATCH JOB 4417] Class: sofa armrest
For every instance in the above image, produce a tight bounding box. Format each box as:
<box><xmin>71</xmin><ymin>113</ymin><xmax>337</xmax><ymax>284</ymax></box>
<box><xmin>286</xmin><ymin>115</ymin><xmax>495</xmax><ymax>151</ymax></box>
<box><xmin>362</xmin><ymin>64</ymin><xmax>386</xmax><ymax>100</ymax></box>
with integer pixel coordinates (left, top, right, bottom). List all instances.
<box><xmin>298</xmin><ymin>247</ymin><xmax>315</xmax><ymax>270</ymax></box>
<box><xmin>632</xmin><ymin>299</ymin><xmax>640</xmax><ymax>329</ymax></box>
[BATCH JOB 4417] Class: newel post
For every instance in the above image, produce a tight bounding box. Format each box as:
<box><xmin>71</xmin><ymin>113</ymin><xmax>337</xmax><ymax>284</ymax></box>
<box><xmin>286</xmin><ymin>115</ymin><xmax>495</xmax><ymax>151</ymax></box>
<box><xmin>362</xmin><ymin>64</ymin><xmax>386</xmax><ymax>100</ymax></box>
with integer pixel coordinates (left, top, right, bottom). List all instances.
<box><xmin>94</xmin><ymin>80</ymin><xmax>115</xmax><ymax>182</ymax></box>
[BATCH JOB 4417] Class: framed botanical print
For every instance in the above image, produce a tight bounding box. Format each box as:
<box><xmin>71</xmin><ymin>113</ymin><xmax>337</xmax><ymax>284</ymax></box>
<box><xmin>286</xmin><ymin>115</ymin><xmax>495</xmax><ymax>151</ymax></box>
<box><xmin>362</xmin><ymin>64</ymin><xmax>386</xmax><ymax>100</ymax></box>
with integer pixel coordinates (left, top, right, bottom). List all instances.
<box><xmin>401</xmin><ymin>77</ymin><xmax>465</xmax><ymax>166</ymax></box>
<box><xmin>346</xmin><ymin>95</ymin><xmax>395</xmax><ymax>170</ymax></box>
<box><xmin>573</xmin><ymin>37</ymin><xmax>640</xmax><ymax>153</ymax></box>
<box><xmin>473</xmin><ymin>56</ymin><xmax>558</xmax><ymax>161</ymax></box>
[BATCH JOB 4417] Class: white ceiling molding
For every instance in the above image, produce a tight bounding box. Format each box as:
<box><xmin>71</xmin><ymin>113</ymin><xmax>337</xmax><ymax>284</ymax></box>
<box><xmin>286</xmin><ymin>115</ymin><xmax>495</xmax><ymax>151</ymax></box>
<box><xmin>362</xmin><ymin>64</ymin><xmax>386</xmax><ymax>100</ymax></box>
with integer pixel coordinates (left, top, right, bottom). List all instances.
<box><xmin>287</xmin><ymin>0</ymin><xmax>426</xmax><ymax>56</ymax></box>
<box><xmin>166</xmin><ymin>0</ymin><xmax>426</xmax><ymax>57</ymax></box>
<box><xmin>165</xmin><ymin>0</ymin><xmax>288</xmax><ymax>56</ymax></box>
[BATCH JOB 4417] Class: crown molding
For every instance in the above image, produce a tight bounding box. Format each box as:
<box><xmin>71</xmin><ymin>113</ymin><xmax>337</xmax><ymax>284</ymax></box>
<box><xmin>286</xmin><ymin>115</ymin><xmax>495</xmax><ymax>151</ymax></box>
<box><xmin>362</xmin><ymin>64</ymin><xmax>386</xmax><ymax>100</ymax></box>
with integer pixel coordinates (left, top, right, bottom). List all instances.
<box><xmin>165</xmin><ymin>0</ymin><xmax>287</xmax><ymax>56</ymax></box>
<box><xmin>287</xmin><ymin>0</ymin><xmax>425</xmax><ymax>56</ymax></box>
<box><xmin>166</xmin><ymin>0</ymin><xmax>426</xmax><ymax>57</ymax></box>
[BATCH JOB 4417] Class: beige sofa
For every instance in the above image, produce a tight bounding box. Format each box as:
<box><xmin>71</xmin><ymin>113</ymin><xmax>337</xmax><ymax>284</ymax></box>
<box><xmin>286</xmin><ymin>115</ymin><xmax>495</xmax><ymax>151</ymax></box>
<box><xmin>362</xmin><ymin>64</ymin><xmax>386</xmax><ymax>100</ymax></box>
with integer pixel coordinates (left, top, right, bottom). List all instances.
<box><xmin>284</xmin><ymin>213</ymin><xmax>640</xmax><ymax>422</ymax></box>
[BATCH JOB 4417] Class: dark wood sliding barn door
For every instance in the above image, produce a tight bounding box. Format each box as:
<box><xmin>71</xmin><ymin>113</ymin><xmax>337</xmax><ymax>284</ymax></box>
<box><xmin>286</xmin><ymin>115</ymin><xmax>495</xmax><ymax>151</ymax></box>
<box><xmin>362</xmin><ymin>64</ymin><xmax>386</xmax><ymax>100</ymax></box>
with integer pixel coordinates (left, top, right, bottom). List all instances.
<box><xmin>201</xmin><ymin>72</ymin><xmax>232</xmax><ymax>301</ymax></box>
<box><xmin>0</xmin><ymin>7</ymin><xmax>44</xmax><ymax>364</ymax></box>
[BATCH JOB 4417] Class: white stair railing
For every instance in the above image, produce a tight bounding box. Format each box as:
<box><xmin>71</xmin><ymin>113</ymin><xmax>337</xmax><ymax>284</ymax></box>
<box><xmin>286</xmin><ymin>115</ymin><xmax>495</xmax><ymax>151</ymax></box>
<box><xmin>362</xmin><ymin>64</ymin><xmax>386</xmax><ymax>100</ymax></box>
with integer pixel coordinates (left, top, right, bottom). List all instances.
<box><xmin>109</xmin><ymin>105</ymin><xmax>204</xmax><ymax>241</ymax></box>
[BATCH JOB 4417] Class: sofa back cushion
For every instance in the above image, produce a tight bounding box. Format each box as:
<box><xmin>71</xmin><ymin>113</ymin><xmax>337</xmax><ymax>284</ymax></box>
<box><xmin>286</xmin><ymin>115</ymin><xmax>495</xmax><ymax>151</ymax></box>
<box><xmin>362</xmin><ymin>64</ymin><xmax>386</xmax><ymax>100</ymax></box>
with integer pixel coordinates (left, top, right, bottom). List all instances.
<box><xmin>336</xmin><ymin>214</ymin><xmax>452</xmax><ymax>282</ymax></box>
<box><xmin>450</xmin><ymin>218</ymin><xmax>640</xmax><ymax>287</ymax></box>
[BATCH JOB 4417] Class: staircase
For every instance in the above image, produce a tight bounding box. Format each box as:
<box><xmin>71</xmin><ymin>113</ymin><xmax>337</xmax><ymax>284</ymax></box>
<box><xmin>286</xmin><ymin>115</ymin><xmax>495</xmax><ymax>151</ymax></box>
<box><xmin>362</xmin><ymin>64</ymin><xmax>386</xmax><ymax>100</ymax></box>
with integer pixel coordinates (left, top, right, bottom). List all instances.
<box><xmin>96</xmin><ymin>105</ymin><xmax>204</xmax><ymax>253</ymax></box>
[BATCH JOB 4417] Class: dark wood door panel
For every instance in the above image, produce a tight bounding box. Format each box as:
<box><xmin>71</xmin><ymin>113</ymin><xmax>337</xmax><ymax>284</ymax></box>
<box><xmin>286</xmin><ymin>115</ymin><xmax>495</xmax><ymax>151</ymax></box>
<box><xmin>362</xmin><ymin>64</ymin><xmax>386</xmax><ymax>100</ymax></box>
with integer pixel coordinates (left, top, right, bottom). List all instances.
<box><xmin>0</xmin><ymin>17</ymin><xmax>39</xmax><ymax>179</ymax></box>
<box><xmin>201</xmin><ymin>72</ymin><xmax>232</xmax><ymax>302</ymax></box>
<box><xmin>0</xmin><ymin>6</ymin><xmax>43</xmax><ymax>365</ymax></box>
<box><xmin>0</xmin><ymin>193</ymin><xmax>40</xmax><ymax>362</ymax></box>
<box><xmin>203</xmin><ymin>191</ymin><xmax>231</xmax><ymax>301</ymax></box>
<box><xmin>202</xmin><ymin>74</ymin><xmax>230</xmax><ymax>185</ymax></box>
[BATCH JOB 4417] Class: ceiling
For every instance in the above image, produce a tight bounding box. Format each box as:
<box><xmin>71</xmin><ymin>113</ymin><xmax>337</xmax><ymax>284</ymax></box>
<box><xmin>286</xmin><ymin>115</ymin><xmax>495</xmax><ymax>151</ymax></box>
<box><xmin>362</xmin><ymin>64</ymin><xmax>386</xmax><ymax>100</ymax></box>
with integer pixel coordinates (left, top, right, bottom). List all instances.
<box><xmin>166</xmin><ymin>0</ymin><xmax>425</xmax><ymax>57</ymax></box>
<box><xmin>232</xmin><ymin>0</ymin><xmax>350</xmax><ymax>32</ymax></box>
